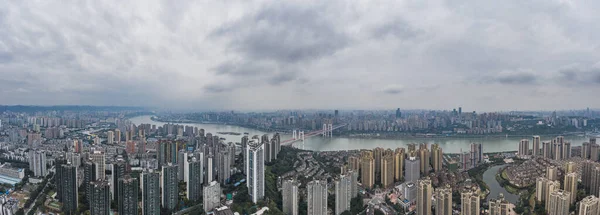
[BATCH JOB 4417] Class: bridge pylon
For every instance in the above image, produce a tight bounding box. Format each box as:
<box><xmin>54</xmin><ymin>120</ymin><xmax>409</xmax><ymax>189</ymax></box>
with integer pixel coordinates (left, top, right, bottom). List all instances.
<box><xmin>293</xmin><ymin>130</ymin><xmax>297</xmax><ymax>139</ymax></box>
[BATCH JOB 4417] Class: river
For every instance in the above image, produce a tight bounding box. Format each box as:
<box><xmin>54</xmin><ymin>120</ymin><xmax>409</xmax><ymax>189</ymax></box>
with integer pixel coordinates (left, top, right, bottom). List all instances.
<box><xmin>483</xmin><ymin>165</ymin><xmax>519</xmax><ymax>204</ymax></box>
<box><xmin>128</xmin><ymin>115</ymin><xmax>591</xmax><ymax>154</ymax></box>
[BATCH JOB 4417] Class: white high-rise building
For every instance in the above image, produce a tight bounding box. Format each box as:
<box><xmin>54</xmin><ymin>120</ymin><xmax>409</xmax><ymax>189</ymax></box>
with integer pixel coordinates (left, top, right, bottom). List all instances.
<box><xmin>203</xmin><ymin>181</ymin><xmax>221</xmax><ymax>212</ymax></box>
<box><xmin>578</xmin><ymin>195</ymin><xmax>599</xmax><ymax>215</ymax></box>
<box><xmin>89</xmin><ymin>151</ymin><xmax>106</xmax><ymax>180</ymax></box>
<box><xmin>282</xmin><ymin>179</ymin><xmax>299</xmax><ymax>215</ymax></box>
<box><xmin>107</xmin><ymin>131</ymin><xmax>114</xmax><ymax>144</ymax></box>
<box><xmin>246</xmin><ymin>140</ymin><xmax>265</xmax><ymax>203</ymax></box>
<box><xmin>28</xmin><ymin>150</ymin><xmax>47</xmax><ymax>177</ymax></box>
<box><xmin>307</xmin><ymin>180</ymin><xmax>328</xmax><ymax>215</ymax></box>
<box><xmin>335</xmin><ymin>174</ymin><xmax>351</xmax><ymax>215</ymax></box>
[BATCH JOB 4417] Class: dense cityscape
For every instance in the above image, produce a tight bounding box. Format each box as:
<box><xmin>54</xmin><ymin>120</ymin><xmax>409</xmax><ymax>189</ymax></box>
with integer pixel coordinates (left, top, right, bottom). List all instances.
<box><xmin>3</xmin><ymin>1</ymin><xmax>600</xmax><ymax>215</ymax></box>
<box><xmin>0</xmin><ymin>106</ymin><xmax>598</xmax><ymax>215</ymax></box>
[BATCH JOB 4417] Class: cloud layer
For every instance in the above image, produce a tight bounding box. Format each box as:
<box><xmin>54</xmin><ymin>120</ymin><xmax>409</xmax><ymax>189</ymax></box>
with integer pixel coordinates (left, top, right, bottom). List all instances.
<box><xmin>1</xmin><ymin>0</ymin><xmax>600</xmax><ymax>111</ymax></box>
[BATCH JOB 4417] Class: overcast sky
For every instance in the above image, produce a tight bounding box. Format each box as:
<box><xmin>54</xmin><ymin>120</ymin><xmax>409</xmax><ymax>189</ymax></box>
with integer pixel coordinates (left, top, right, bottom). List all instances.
<box><xmin>1</xmin><ymin>0</ymin><xmax>599</xmax><ymax>111</ymax></box>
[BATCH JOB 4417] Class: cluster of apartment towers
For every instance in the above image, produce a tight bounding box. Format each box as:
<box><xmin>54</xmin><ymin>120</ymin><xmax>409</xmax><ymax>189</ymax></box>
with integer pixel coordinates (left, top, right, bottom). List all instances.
<box><xmin>50</xmin><ymin>130</ymin><xmax>284</xmax><ymax>215</ymax></box>
<box><xmin>520</xmin><ymin>136</ymin><xmax>600</xmax><ymax>215</ymax></box>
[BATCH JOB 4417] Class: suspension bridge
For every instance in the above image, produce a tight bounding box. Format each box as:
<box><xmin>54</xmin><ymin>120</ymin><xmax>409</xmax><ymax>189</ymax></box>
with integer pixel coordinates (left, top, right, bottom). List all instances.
<box><xmin>281</xmin><ymin>123</ymin><xmax>347</xmax><ymax>146</ymax></box>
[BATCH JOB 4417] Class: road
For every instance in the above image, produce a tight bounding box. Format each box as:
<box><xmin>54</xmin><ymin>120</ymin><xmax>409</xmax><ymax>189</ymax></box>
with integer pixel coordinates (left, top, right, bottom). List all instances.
<box><xmin>25</xmin><ymin>169</ymin><xmax>54</xmax><ymax>215</ymax></box>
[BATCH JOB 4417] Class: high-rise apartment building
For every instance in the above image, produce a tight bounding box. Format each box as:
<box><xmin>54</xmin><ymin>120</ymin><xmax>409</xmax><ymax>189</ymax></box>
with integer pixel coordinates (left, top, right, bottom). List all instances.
<box><xmin>83</xmin><ymin>160</ymin><xmax>97</xmax><ymax>202</ymax></box>
<box><xmin>419</xmin><ymin>147</ymin><xmax>430</xmax><ymax>175</ymax></box>
<box><xmin>460</xmin><ymin>187</ymin><xmax>480</xmax><ymax>215</ymax></box>
<box><xmin>218</xmin><ymin>150</ymin><xmax>231</xmax><ymax>184</ymax></box>
<box><xmin>563</xmin><ymin>172</ymin><xmax>577</xmax><ymax>205</ymax></box>
<box><xmin>373</xmin><ymin>147</ymin><xmax>384</xmax><ymax>183</ymax></box>
<box><xmin>431</xmin><ymin>144</ymin><xmax>443</xmax><ymax>172</ymax></box>
<box><xmin>394</xmin><ymin>148</ymin><xmax>405</xmax><ymax>182</ymax></box>
<box><xmin>161</xmin><ymin>164</ymin><xmax>178</xmax><ymax>211</ymax></box>
<box><xmin>542</xmin><ymin>141</ymin><xmax>552</xmax><ymax>159</ymax></box>
<box><xmin>417</xmin><ymin>178</ymin><xmax>432</xmax><ymax>215</ymax></box>
<box><xmin>141</xmin><ymin>171</ymin><xmax>160</xmax><ymax>215</ymax></box>
<box><xmin>582</xmin><ymin>160</ymin><xmax>599</xmax><ymax>192</ymax></box>
<box><xmin>203</xmin><ymin>181</ymin><xmax>221</xmax><ymax>212</ymax></box>
<box><xmin>335</xmin><ymin>175</ymin><xmax>352</xmax><ymax>215</ymax></box>
<box><xmin>112</xmin><ymin>158</ymin><xmax>127</xmax><ymax>202</ymax></box>
<box><xmin>435</xmin><ymin>185</ymin><xmax>452</xmax><ymax>215</ymax></box>
<box><xmin>591</xmin><ymin>166</ymin><xmax>600</xmax><ymax>197</ymax></box>
<box><xmin>532</xmin><ymin>135</ymin><xmax>540</xmax><ymax>156</ymax></box>
<box><xmin>381</xmin><ymin>152</ymin><xmax>394</xmax><ymax>188</ymax></box>
<box><xmin>58</xmin><ymin>164</ymin><xmax>78</xmax><ymax>214</ymax></box>
<box><xmin>488</xmin><ymin>193</ymin><xmax>510</xmax><ymax>215</ymax></box>
<box><xmin>578</xmin><ymin>195</ymin><xmax>599</xmax><ymax>215</ymax></box>
<box><xmin>107</xmin><ymin>131</ymin><xmax>114</xmax><ymax>144</ymax></box>
<box><xmin>158</xmin><ymin>141</ymin><xmax>178</xmax><ymax>167</ymax></box>
<box><xmin>562</xmin><ymin>141</ymin><xmax>571</xmax><ymax>160</ymax></box>
<box><xmin>307</xmin><ymin>180</ymin><xmax>328</xmax><ymax>215</ymax></box>
<box><xmin>405</xmin><ymin>156</ymin><xmax>420</xmax><ymax>183</ymax></box>
<box><xmin>187</xmin><ymin>156</ymin><xmax>203</xmax><ymax>201</ymax></box>
<box><xmin>348</xmin><ymin>156</ymin><xmax>360</xmax><ymax>171</ymax></box>
<box><xmin>360</xmin><ymin>151</ymin><xmax>374</xmax><ymax>189</ymax></box>
<box><xmin>518</xmin><ymin>139</ymin><xmax>529</xmax><ymax>158</ymax></box>
<box><xmin>547</xmin><ymin>189</ymin><xmax>570</xmax><ymax>215</ymax></box>
<box><xmin>583</xmin><ymin>142</ymin><xmax>591</xmax><ymax>160</ymax></box>
<box><xmin>591</xmin><ymin>143</ymin><xmax>599</xmax><ymax>161</ymax></box>
<box><xmin>118</xmin><ymin>175</ymin><xmax>138</xmax><ymax>215</ymax></box>
<box><xmin>90</xmin><ymin>180</ymin><xmax>111</xmax><ymax>215</ymax></box>
<box><xmin>90</xmin><ymin>151</ymin><xmax>106</xmax><ymax>180</ymax></box>
<box><xmin>247</xmin><ymin>140</ymin><xmax>265</xmax><ymax>203</ymax></box>
<box><xmin>282</xmin><ymin>179</ymin><xmax>299</xmax><ymax>215</ymax></box>
<box><xmin>115</xmin><ymin>129</ymin><xmax>121</xmax><ymax>144</ymax></box>
<box><xmin>28</xmin><ymin>150</ymin><xmax>47</xmax><ymax>177</ymax></box>
<box><xmin>470</xmin><ymin>143</ymin><xmax>482</xmax><ymax>167</ymax></box>
<box><xmin>546</xmin><ymin>166</ymin><xmax>558</xmax><ymax>181</ymax></box>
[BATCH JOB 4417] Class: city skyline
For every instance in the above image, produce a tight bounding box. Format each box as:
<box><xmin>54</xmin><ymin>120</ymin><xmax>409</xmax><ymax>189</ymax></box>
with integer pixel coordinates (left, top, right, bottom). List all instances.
<box><xmin>1</xmin><ymin>1</ymin><xmax>600</xmax><ymax>111</ymax></box>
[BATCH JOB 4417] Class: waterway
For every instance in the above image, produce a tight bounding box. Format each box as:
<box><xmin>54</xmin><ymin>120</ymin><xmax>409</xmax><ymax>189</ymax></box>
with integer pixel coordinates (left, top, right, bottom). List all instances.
<box><xmin>128</xmin><ymin>115</ymin><xmax>591</xmax><ymax>154</ymax></box>
<box><xmin>483</xmin><ymin>165</ymin><xmax>519</xmax><ymax>204</ymax></box>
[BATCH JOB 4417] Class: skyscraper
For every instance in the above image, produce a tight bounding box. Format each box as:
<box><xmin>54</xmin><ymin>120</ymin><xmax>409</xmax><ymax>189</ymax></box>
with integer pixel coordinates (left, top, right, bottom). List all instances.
<box><xmin>83</xmin><ymin>160</ymin><xmax>97</xmax><ymax>202</ymax></box>
<box><xmin>218</xmin><ymin>150</ymin><xmax>231</xmax><ymax>184</ymax></box>
<box><xmin>381</xmin><ymin>151</ymin><xmax>394</xmax><ymax>188</ymax></box>
<box><xmin>470</xmin><ymin>143</ymin><xmax>482</xmax><ymax>166</ymax></box>
<box><xmin>547</xmin><ymin>189</ymin><xmax>570</xmax><ymax>215</ymax></box>
<box><xmin>532</xmin><ymin>135</ymin><xmax>540</xmax><ymax>156</ymax></box>
<box><xmin>141</xmin><ymin>171</ymin><xmax>160</xmax><ymax>215</ymax></box>
<box><xmin>488</xmin><ymin>193</ymin><xmax>510</xmax><ymax>215</ymax></box>
<box><xmin>404</xmin><ymin>156</ymin><xmax>420</xmax><ymax>183</ymax></box>
<box><xmin>564</xmin><ymin>162</ymin><xmax>575</xmax><ymax>174</ymax></box>
<box><xmin>203</xmin><ymin>181</ymin><xmax>221</xmax><ymax>212</ymax></box>
<box><xmin>563</xmin><ymin>172</ymin><xmax>577</xmax><ymax>205</ymax></box>
<box><xmin>107</xmin><ymin>131</ymin><xmax>114</xmax><ymax>144</ymax></box>
<box><xmin>583</xmin><ymin>142</ymin><xmax>591</xmax><ymax>159</ymax></box>
<box><xmin>544</xmin><ymin>181</ymin><xmax>561</xmax><ymax>212</ymax></box>
<box><xmin>335</xmin><ymin>175</ymin><xmax>351</xmax><ymax>215</ymax></box>
<box><xmin>348</xmin><ymin>156</ymin><xmax>360</xmax><ymax>171</ymax></box>
<box><xmin>161</xmin><ymin>164</ymin><xmax>178</xmax><ymax>211</ymax></box>
<box><xmin>348</xmin><ymin>170</ymin><xmax>358</xmax><ymax>198</ymax></box>
<box><xmin>282</xmin><ymin>179</ymin><xmax>299</xmax><ymax>215</ymax></box>
<box><xmin>90</xmin><ymin>180</ymin><xmax>111</xmax><ymax>215</ymax></box>
<box><xmin>58</xmin><ymin>163</ymin><xmax>78</xmax><ymax>214</ymax></box>
<box><xmin>417</xmin><ymin>178</ymin><xmax>432</xmax><ymax>215</ymax></box>
<box><xmin>241</xmin><ymin>135</ymin><xmax>248</xmax><ymax>175</ymax></box>
<box><xmin>591</xmin><ymin>166</ymin><xmax>600</xmax><ymax>197</ymax></box>
<box><xmin>394</xmin><ymin>148</ymin><xmax>405</xmax><ymax>182</ymax></box>
<box><xmin>542</xmin><ymin>141</ymin><xmax>552</xmax><ymax>159</ymax></box>
<box><xmin>207</xmin><ymin>154</ymin><xmax>214</xmax><ymax>183</ymax></box>
<box><xmin>158</xmin><ymin>141</ymin><xmax>178</xmax><ymax>167</ymax></box>
<box><xmin>373</xmin><ymin>147</ymin><xmax>384</xmax><ymax>183</ymax></box>
<box><xmin>187</xmin><ymin>156</ymin><xmax>203</xmax><ymax>201</ymax></box>
<box><xmin>90</xmin><ymin>150</ymin><xmax>106</xmax><ymax>180</ymax></box>
<box><xmin>460</xmin><ymin>187</ymin><xmax>480</xmax><ymax>215</ymax></box>
<box><xmin>518</xmin><ymin>139</ymin><xmax>529</xmax><ymax>158</ymax></box>
<box><xmin>307</xmin><ymin>180</ymin><xmax>328</xmax><ymax>215</ymax></box>
<box><xmin>178</xmin><ymin>150</ymin><xmax>188</xmax><ymax>181</ymax></box>
<box><xmin>546</xmin><ymin>166</ymin><xmax>558</xmax><ymax>181</ymax></box>
<box><xmin>431</xmin><ymin>144</ymin><xmax>442</xmax><ymax>172</ymax></box>
<box><xmin>578</xmin><ymin>195</ymin><xmax>599</xmax><ymax>215</ymax></box>
<box><xmin>582</xmin><ymin>160</ymin><xmax>598</xmax><ymax>192</ymax></box>
<box><xmin>112</xmin><ymin>158</ymin><xmax>127</xmax><ymax>202</ymax></box>
<box><xmin>419</xmin><ymin>147</ymin><xmax>430</xmax><ymax>175</ymax></box>
<box><xmin>435</xmin><ymin>185</ymin><xmax>452</xmax><ymax>215</ymax></box>
<box><xmin>115</xmin><ymin>129</ymin><xmax>121</xmax><ymax>144</ymax></box>
<box><xmin>591</xmin><ymin>143</ymin><xmax>599</xmax><ymax>161</ymax></box>
<box><xmin>118</xmin><ymin>175</ymin><xmax>139</xmax><ymax>215</ymax></box>
<box><xmin>247</xmin><ymin>140</ymin><xmax>265</xmax><ymax>203</ymax></box>
<box><xmin>28</xmin><ymin>150</ymin><xmax>47</xmax><ymax>177</ymax></box>
<box><xmin>562</xmin><ymin>141</ymin><xmax>571</xmax><ymax>160</ymax></box>
<box><xmin>360</xmin><ymin>151</ymin><xmax>374</xmax><ymax>189</ymax></box>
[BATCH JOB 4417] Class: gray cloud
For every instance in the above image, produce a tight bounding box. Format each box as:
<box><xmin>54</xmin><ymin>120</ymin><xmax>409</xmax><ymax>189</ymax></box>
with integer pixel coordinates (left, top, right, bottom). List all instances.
<box><xmin>1</xmin><ymin>0</ymin><xmax>600</xmax><ymax>111</ymax></box>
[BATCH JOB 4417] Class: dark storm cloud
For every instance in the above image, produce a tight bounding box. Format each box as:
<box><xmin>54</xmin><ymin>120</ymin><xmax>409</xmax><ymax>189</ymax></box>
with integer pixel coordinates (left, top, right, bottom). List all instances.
<box><xmin>558</xmin><ymin>67</ymin><xmax>600</xmax><ymax>85</ymax></box>
<box><xmin>213</xmin><ymin>3</ymin><xmax>348</xmax><ymax>63</ymax></box>
<box><xmin>382</xmin><ymin>85</ymin><xmax>404</xmax><ymax>94</ymax></box>
<box><xmin>494</xmin><ymin>72</ymin><xmax>538</xmax><ymax>85</ymax></box>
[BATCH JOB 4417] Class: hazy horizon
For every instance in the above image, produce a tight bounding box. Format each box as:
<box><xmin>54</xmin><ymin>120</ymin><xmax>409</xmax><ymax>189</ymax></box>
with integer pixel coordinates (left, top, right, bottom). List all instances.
<box><xmin>2</xmin><ymin>1</ymin><xmax>600</xmax><ymax>111</ymax></box>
